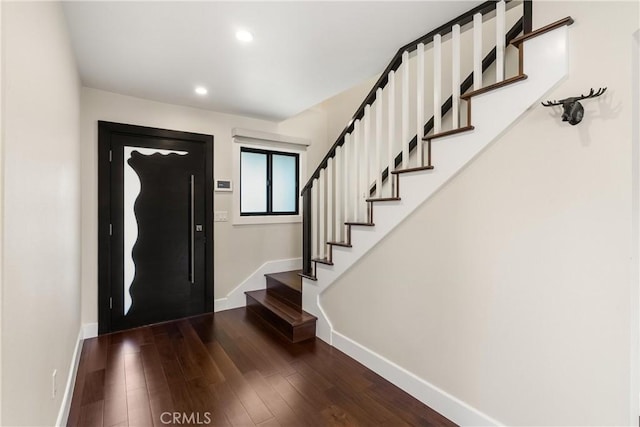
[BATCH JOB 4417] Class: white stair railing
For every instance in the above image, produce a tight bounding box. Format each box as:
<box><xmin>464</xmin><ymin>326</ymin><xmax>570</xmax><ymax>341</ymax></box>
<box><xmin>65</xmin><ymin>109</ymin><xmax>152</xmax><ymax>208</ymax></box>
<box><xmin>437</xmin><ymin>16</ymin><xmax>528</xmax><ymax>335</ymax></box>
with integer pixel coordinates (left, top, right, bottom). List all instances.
<box><xmin>303</xmin><ymin>0</ymin><xmax>527</xmax><ymax>269</ymax></box>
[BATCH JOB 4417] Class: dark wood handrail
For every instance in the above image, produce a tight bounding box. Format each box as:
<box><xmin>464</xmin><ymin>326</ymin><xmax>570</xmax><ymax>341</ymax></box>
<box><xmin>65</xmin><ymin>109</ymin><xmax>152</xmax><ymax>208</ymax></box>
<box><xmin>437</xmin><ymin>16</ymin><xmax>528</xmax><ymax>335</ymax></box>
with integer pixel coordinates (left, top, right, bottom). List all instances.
<box><xmin>301</xmin><ymin>0</ymin><xmax>531</xmax><ymax>194</ymax></box>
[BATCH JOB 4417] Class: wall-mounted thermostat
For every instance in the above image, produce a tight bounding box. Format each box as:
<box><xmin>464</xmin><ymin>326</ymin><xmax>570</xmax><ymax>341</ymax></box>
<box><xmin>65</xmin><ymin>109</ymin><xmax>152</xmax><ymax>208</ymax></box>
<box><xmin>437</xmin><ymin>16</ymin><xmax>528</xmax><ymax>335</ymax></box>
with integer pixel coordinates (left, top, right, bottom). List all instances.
<box><xmin>215</xmin><ymin>179</ymin><xmax>232</xmax><ymax>192</ymax></box>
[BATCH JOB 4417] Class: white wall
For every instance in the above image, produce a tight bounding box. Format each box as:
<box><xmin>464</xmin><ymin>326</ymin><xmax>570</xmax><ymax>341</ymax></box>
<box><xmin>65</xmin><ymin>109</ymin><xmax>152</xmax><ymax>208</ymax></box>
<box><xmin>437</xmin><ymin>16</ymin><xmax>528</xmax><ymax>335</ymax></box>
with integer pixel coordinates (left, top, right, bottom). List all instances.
<box><xmin>278</xmin><ymin>74</ymin><xmax>379</xmax><ymax>174</ymax></box>
<box><xmin>1</xmin><ymin>2</ymin><xmax>82</xmax><ymax>425</ymax></box>
<box><xmin>317</xmin><ymin>75</ymin><xmax>379</xmax><ymax>145</ymax></box>
<box><xmin>321</xmin><ymin>2</ymin><xmax>639</xmax><ymax>425</ymax></box>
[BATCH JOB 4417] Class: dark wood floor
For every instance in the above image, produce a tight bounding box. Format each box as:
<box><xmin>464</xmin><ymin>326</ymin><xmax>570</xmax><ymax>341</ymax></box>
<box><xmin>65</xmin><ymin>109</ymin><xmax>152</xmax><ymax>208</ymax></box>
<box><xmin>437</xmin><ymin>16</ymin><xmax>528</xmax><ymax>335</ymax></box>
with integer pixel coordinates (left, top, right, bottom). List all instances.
<box><xmin>68</xmin><ymin>308</ymin><xmax>455</xmax><ymax>426</ymax></box>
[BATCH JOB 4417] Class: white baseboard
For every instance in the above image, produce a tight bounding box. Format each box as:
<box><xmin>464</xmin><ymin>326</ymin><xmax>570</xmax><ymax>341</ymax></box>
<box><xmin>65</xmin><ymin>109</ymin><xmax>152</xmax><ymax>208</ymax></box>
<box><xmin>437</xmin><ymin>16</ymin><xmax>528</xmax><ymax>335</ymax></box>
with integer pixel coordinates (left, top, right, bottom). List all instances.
<box><xmin>214</xmin><ymin>297</ymin><xmax>228</xmax><ymax>312</ymax></box>
<box><xmin>214</xmin><ymin>258</ymin><xmax>301</xmax><ymax>312</ymax></box>
<box><xmin>331</xmin><ymin>330</ymin><xmax>503</xmax><ymax>426</ymax></box>
<box><xmin>55</xmin><ymin>328</ymin><xmax>85</xmax><ymax>427</ymax></box>
<box><xmin>82</xmin><ymin>322</ymin><xmax>98</xmax><ymax>339</ymax></box>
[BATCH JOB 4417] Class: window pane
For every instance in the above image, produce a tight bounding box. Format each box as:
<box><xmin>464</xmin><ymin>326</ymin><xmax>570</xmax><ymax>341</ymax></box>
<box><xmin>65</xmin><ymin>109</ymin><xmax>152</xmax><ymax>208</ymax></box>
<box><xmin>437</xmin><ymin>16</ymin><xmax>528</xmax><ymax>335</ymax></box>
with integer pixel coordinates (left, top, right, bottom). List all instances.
<box><xmin>241</xmin><ymin>151</ymin><xmax>267</xmax><ymax>213</ymax></box>
<box><xmin>272</xmin><ymin>154</ymin><xmax>297</xmax><ymax>213</ymax></box>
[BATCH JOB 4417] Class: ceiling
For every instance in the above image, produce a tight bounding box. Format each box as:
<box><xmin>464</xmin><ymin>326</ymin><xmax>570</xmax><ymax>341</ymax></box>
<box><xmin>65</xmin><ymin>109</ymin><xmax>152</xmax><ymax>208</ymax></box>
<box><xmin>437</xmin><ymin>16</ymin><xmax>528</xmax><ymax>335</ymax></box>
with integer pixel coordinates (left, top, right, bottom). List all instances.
<box><xmin>62</xmin><ymin>1</ymin><xmax>482</xmax><ymax>121</ymax></box>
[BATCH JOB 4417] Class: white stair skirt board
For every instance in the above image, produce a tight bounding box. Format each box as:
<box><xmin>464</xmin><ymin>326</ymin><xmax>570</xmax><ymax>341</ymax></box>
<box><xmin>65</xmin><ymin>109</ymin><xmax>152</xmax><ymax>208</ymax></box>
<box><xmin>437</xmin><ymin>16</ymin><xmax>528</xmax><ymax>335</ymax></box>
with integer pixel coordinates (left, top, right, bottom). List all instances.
<box><xmin>215</xmin><ymin>258</ymin><xmax>302</xmax><ymax>312</ymax></box>
<box><xmin>302</xmin><ymin>26</ymin><xmax>569</xmax><ymax>426</ymax></box>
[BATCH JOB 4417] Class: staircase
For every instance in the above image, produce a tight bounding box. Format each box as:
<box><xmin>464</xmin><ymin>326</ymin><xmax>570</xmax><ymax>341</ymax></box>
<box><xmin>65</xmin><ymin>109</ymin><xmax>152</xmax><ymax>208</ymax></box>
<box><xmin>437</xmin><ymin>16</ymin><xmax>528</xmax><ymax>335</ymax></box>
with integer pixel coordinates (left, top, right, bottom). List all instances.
<box><xmin>245</xmin><ymin>270</ymin><xmax>317</xmax><ymax>342</ymax></box>
<box><xmin>245</xmin><ymin>1</ymin><xmax>573</xmax><ymax>344</ymax></box>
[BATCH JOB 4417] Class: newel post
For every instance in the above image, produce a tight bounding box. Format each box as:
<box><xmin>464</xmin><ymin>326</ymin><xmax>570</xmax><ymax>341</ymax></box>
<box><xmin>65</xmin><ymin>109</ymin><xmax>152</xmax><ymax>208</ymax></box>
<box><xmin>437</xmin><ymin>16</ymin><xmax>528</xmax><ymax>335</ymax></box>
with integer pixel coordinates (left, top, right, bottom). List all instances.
<box><xmin>302</xmin><ymin>187</ymin><xmax>312</xmax><ymax>276</ymax></box>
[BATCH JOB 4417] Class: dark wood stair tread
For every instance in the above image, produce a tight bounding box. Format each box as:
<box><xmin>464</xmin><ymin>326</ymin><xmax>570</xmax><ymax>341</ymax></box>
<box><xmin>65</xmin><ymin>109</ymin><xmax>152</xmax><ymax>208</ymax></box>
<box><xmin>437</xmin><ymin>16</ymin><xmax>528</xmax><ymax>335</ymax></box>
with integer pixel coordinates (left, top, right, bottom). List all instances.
<box><xmin>264</xmin><ymin>270</ymin><xmax>302</xmax><ymax>292</ymax></box>
<box><xmin>460</xmin><ymin>74</ymin><xmax>528</xmax><ymax>100</ymax></box>
<box><xmin>423</xmin><ymin>125</ymin><xmax>474</xmax><ymax>141</ymax></box>
<box><xmin>510</xmin><ymin>16</ymin><xmax>574</xmax><ymax>46</ymax></box>
<box><xmin>246</xmin><ymin>290</ymin><xmax>317</xmax><ymax>343</ymax></box>
<box><xmin>327</xmin><ymin>241</ymin><xmax>352</xmax><ymax>248</ymax></box>
<box><xmin>366</xmin><ymin>197</ymin><xmax>401</xmax><ymax>202</ymax></box>
<box><xmin>345</xmin><ymin>222</ymin><xmax>375</xmax><ymax>226</ymax></box>
<box><xmin>298</xmin><ymin>272</ymin><xmax>317</xmax><ymax>281</ymax></box>
<box><xmin>312</xmin><ymin>258</ymin><xmax>333</xmax><ymax>265</ymax></box>
<box><xmin>391</xmin><ymin>165</ymin><xmax>435</xmax><ymax>175</ymax></box>
<box><xmin>245</xmin><ymin>290</ymin><xmax>316</xmax><ymax>326</ymax></box>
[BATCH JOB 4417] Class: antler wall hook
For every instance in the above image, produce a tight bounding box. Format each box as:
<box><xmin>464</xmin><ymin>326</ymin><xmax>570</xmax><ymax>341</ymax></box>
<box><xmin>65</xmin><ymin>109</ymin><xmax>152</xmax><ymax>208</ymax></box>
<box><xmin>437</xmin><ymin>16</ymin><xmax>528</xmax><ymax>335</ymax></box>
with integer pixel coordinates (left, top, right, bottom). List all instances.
<box><xmin>541</xmin><ymin>87</ymin><xmax>607</xmax><ymax>125</ymax></box>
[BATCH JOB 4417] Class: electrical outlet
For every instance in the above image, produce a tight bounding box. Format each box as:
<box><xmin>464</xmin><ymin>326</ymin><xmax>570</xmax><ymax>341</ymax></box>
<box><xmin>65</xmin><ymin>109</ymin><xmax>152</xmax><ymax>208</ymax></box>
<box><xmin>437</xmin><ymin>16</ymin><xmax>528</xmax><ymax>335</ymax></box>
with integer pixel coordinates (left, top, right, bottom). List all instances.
<box><xmin>214</xmin><ymin>211</ymin><xmax>228</xmax><ymax>222</ymax></box>
<box><xmin>52</xmin><ymin>369</ymin><xmax>57</xmax><ymax>399</ymax></box>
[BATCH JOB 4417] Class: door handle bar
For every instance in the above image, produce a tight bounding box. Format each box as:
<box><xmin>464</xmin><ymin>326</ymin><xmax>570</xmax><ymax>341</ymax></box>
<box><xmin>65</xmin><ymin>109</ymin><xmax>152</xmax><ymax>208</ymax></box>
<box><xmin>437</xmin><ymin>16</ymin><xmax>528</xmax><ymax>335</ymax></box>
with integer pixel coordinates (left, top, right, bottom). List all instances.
<box><xmin>190</xmin><ymin>174</ymin><xmax>195</xmax><ymax>284</ymax></box>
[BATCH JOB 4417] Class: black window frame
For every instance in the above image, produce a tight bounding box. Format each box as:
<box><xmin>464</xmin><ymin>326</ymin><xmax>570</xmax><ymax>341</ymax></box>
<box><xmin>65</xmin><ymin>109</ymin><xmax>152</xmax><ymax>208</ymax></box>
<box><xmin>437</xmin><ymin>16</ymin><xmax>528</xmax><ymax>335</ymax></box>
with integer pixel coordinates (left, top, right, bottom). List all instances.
<box><xmin>240</xmin><ymin>147</ymin><xmax>300</xmax><ymax>216</ymax></box>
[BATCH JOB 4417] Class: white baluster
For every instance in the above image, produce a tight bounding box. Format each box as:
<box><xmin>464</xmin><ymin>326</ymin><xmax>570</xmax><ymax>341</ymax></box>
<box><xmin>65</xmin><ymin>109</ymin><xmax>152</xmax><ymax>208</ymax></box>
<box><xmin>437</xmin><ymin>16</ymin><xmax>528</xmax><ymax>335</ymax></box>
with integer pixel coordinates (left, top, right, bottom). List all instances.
<box><xmin>473</xmin><ymin>13</ymin><xmax>483</xmax><ymax>90</ymax></box>
<box><xmin>387</xmin><ymin>70</ymin><xmax>396</xmax><ymax>196</ymax></box>
<box><xmin>363</xmin><ymin>105</ymin><xmax>371</xmax><ymax>213</ymax></box>
<box><xmin>312</xmin><ymin>178</ymin><xmax>318</xmax><ymax>258</ymax></box>
<box><xmin>334</xmin><ymin>145</ymin><xmax>342</xmax><ymax>243</ymax></box>
<box><xmin>452</xmin><ymin>24</ymin><xmax>461</xmax><ymax>129</ymax></box>
<box><xmin>318</xmin><ymin>168</ymin><xmax>325</xmax><ymax>259</ymax></box>
<box><xmin>416</xmin><ymin>43</ymin><xmax>425</xmax><ymax>166</ymax></box>
<box><xmin>496</xmin><ymin>0</ymin><xmax>506</xmax><ymax>83</ymax></box>
<box><xmin>343</xmin><ymin>133</ymin><xmax>350</xmax><ymax>227</ymax></box>
<box><xmin>326</xmin><ymin>158</ymin><xmax>333</xmax><ymax>247</ymax></box>
<box><xmin>353</xmin><ymin>119</ymin><xmax>360</xmax><ymax>222</ymax></box>
<box><xmin>401</xmin><ymin>51</ymin><xmax>409</xmax><ymax>169</ymax></box>
<box><xmin>433</xmin><ymin>34</ymin><xmax>442</xmax><ymax>133</ymax></box>
<box><xmin>375</xmin><ymin>88</ymin><xmax>383</xmax><ymax>195</ymax></box>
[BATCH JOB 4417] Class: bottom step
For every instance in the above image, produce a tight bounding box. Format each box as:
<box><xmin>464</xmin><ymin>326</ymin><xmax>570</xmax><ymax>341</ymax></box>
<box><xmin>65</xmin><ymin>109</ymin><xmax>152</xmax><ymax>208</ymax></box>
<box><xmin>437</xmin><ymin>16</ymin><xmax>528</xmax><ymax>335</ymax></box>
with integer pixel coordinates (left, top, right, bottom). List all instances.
<box><xmin>245</xmin><ymin>290</ymin><xmax>317</xmax><ymax>343</ymax></box>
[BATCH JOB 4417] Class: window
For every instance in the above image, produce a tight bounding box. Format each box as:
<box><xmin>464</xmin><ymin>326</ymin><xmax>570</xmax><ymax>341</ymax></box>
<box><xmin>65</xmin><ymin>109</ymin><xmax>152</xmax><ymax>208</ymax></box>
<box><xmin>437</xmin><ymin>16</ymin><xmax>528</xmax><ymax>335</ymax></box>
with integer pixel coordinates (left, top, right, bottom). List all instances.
<box><xmin>240</xmin><ymin>147</ymin><xmax>299</xmax><ymax>216</ymax></box>
<box><xmin>232</xmin><ymin>128</ymin><xmax>309</xmax><ymax>225</ymax></box>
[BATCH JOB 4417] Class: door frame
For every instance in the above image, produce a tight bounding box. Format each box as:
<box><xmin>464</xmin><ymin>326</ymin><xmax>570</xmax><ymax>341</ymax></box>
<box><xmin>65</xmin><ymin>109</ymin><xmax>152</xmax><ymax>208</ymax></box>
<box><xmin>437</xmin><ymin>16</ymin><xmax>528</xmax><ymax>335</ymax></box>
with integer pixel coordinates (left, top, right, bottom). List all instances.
<box><xmin>98</xmin><ymin>121</ymin><xmax>214</xmax><ymax>335</ymax></box>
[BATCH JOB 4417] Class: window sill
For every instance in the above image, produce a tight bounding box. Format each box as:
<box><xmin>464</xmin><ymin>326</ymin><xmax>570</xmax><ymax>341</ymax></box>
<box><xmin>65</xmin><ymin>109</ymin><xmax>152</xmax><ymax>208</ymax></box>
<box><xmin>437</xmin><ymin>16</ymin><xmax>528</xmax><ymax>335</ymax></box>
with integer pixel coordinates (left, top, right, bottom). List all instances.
<box><xmin>232</xmin><ymin>214</ymin><xmax>302</xmax><ymax>226</ymax></box>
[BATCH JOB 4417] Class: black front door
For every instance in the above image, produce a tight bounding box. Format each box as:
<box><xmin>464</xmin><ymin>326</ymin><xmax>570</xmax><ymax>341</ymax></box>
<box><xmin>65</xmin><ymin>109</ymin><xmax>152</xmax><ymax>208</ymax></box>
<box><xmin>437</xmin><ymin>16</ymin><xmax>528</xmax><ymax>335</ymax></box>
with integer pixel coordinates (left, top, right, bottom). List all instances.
<box><xmin>98</xmin><ymin>122</ymin><xmax>213</xmax><ymax>334</ymax></box>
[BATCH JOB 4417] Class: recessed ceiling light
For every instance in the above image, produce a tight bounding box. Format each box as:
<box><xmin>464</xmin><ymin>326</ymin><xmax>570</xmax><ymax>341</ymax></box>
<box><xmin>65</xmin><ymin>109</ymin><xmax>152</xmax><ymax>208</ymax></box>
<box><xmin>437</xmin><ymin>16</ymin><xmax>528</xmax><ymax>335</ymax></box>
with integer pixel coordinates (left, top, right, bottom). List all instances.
<box><xmin>195</xmin><ymin>86</ymin><xmax>208</xmax><ymax>95</ymax></box>
<box><xmin>235</xmin><ymin>30</ymin><xmax>253</xmax><ymax>43</ymax></box>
